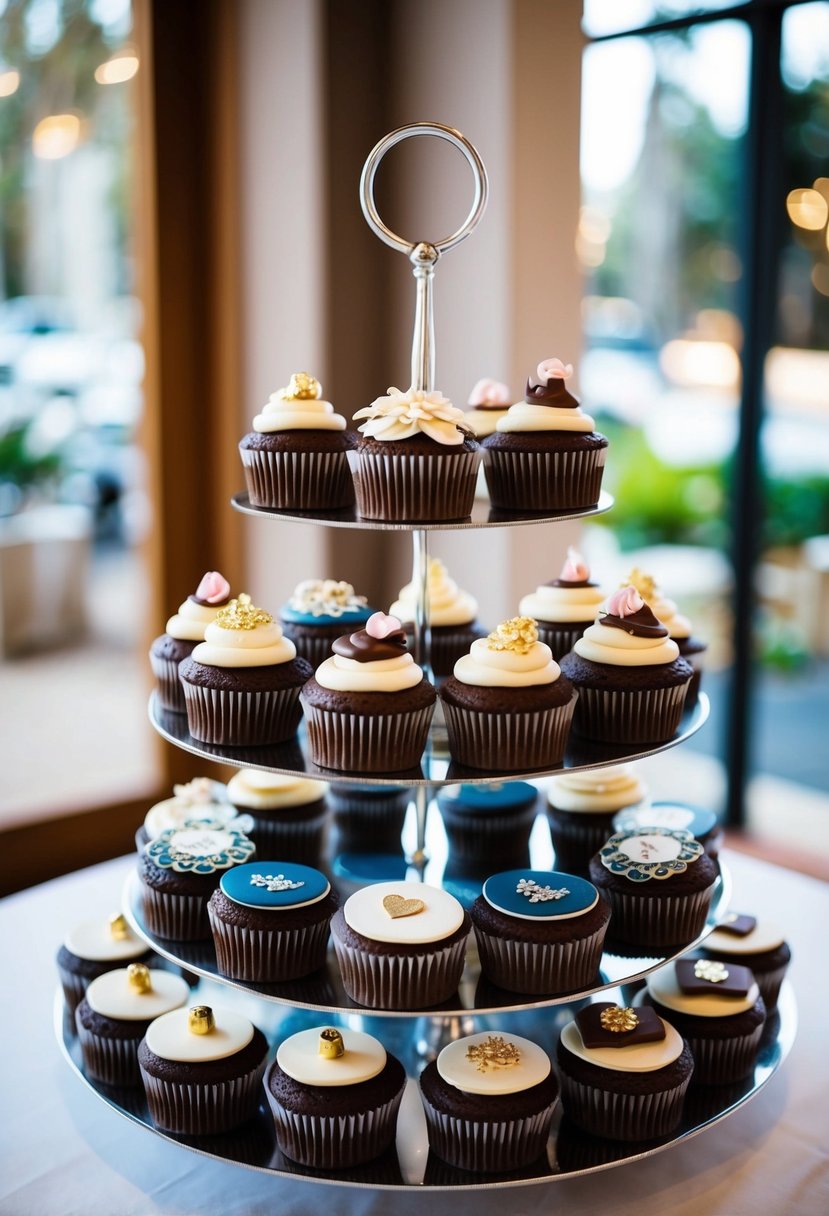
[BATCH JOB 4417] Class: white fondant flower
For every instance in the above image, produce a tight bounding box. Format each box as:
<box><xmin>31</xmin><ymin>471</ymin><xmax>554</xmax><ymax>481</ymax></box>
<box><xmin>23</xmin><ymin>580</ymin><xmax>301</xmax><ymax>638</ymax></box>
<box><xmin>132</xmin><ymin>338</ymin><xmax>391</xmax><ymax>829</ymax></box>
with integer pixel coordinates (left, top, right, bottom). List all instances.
<box><xmin>353</xmin><ymin>386</ymin><xmax>468</xmax><ymax>446</ymax></box>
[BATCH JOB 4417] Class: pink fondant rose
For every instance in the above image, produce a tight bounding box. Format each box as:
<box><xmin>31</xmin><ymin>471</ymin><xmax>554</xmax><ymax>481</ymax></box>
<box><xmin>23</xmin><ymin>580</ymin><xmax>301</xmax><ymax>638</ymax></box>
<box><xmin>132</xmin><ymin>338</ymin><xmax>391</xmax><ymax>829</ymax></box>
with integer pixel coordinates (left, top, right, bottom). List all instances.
<box><xmin>195</xmin><ymin>571</ymin><xmax>231</xmax><ymax>604</ymax></box>
<box><xmin>366</xmin><ymin>611</ymin><xmax>403</xmax><ymax>639</ymax></box>
<box><xmin>535</xmin><ymin>357</ymin><xmax>574</xmax><ymax>385</ymax></box>
<box><xmin>467</xmin><ymin>378</ymin><xmax>510</xmax><ymax>407</ymax></box>
<box><xmin>607</xmin><ymin>586</ymin><xmax>645</xmax><ymax>619</ymax></box>
<box><xmin>560</xmin><ymin>546</ymin><xmax>590</xmax><ymax>583</ymax></box>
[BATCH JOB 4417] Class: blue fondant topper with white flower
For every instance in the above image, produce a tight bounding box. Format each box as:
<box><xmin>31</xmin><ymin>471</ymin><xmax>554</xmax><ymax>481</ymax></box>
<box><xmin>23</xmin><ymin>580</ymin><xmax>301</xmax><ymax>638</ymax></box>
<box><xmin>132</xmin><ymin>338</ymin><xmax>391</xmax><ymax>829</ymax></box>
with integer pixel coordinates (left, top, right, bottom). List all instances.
<box><xmin>220</xmin><ymin>861</ymin><xmax>331</xmax><ymax>910</ymax></box>
<box><xmin>612</xmin><ymin>802</ymin><xmax>717</xmax><ymax>841</ymax></box>
<box><xmin>145</xmin><ymin>824</ymin><xmax>255</xmax><ymax>874</ymax></box>
<box><xmin>483</xmin><ymin>869</ymin><xmax>598</xmax><ymax>920</ymax></box>
<box><xmin>599</xmin><ymin>827</ymin><xmax>703</xmax><ymax>882</ymax></box>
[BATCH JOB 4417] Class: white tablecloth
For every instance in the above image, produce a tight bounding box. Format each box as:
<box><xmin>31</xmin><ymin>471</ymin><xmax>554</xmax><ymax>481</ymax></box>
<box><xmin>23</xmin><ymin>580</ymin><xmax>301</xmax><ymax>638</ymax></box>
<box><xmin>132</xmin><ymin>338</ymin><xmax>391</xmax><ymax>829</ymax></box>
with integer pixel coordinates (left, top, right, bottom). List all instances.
<box><xmin>1</xmin><ymin>852</ymin><xmax>827</xmax><ymax>1216</ymax></box>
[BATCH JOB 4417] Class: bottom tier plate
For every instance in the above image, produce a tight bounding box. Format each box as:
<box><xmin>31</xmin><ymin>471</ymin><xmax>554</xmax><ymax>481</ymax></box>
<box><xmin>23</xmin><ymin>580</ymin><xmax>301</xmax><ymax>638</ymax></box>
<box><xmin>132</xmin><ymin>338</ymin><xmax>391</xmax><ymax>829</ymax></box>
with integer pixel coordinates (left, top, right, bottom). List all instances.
<box><xmin>57</xmin><ymin>980</ymin><xmax>795</xmax><ymax>1191</ymax></box>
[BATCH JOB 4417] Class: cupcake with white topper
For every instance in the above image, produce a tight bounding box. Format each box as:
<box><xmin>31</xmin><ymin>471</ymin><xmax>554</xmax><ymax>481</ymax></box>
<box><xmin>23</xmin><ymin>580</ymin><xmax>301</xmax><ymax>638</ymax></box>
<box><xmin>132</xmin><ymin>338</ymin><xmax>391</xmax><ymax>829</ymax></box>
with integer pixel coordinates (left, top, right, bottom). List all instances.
<box><xmin>300</xmin><ymin>610</ymin><xmax>436</xmax><ymax>772</ymax></box>
<box><xmin>545</xmin><ymin>764</ymin><xmax>649</xmax><ymax>875</ymax></box>
<box><xmin>389</xmin><ymin>557</ymin><xmax>487</xmax><ymax>677</ymax></box>
<box><xmin>348</xmin><ymin>384</ymin><xmax>480</xmax><ymax>521</ymax></box>
<box><xmin>149</xmin><ymin>570</ymin><xmax>232</xmax><ymax>712</ymax></box>
<box><xmin>470</xmin><ymin>868</ymin><xmax>611</xmax><ymax>995</ymax></box>
<box><xmin>519</xmin><ymin>546</ymin><xmax>606</xmax><ymax>657</ymax></box>
<box><xmin>463</xmin><ymin>376</ymin><xmax>511</xmax><ymax>437</ymax></box>
<box><xmin>57</xmin><ymin>911</ymin><xmax>154</xmax><ymax>1016</ymax></box>
<box><xmin>439</xmin><ymin>616</ymin><xmax>578</xmax><ymax>770</ymax></box>
<box><xmin>559</xmin><ymin>584</ymin><xmax>693</xmax><ymax>744</ymax></box>
<box><xmin>238</xmin><ymin>371</ymin><xmax>356</xmax><ymax>510</ymax></box>
<box><xmin>481</xmin><ymin>357</ymin><xmax>608</xmax><ymax>511</ymax></box>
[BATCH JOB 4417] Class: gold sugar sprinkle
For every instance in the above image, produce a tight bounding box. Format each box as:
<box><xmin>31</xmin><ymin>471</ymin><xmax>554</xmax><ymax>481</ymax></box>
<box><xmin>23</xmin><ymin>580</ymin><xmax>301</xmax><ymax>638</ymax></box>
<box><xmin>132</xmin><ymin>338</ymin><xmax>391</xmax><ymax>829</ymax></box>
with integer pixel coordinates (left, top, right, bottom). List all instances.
<box><xmin>465</xmin><ymin>1035</ymin><xmax>521</xmax><ymax>1073</ymax></box>
<box><xmin>625</xmin><ymin>567</ymin><xmax>657</xmax><ymax>602</ymax></box>
<box><xmin>600</xmin><ymin>1005</ymin><xmax>639</xmax><ymax>1033</ymax></box>
<box><xmin>486</xmin><ymin>616</ymin><xmax>538</xmax><ymax>655</ymax></box>
<box><xmin>694</xmin><ymin>959</ymin><xmax>729</xmax><ymax>984</ymax></box>
<box><xmin>285</xmin><ymin>372</ymin><xmax>321</xmax><ymax>400</ymax></box>
<box><xmin>215</xmin><ymin>593</ymin><xmax>273</xmax><ymax>631</ymax></box>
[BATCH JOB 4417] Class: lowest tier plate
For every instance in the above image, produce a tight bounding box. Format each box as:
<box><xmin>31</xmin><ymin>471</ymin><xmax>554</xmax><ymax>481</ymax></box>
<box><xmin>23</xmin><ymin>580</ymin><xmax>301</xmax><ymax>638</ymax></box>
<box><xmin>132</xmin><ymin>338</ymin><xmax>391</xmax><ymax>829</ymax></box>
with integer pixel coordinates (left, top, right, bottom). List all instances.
<box><xmin>57</xmin><ymin>979</ymin><xmax>795</xmax><ymax>1191</ymax></box>
<box><xmin>230</xmin><ymin>490</ymin><xmax>614</xmax><ymax>531</ymax></box>
<box><xmin>148</xmin><ymin>691</ymin><xmax>710</xmax><ymax>788</ymax></box>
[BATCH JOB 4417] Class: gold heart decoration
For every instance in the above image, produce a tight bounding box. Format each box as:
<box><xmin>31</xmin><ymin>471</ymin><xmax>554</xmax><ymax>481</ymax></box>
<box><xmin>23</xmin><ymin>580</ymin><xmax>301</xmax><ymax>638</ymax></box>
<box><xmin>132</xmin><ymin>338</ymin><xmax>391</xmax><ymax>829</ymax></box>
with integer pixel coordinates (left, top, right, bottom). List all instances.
<box><xmin>382</xmin><ymin>894</ymin><xmax>425</xmax><ymax>919</ymax></box>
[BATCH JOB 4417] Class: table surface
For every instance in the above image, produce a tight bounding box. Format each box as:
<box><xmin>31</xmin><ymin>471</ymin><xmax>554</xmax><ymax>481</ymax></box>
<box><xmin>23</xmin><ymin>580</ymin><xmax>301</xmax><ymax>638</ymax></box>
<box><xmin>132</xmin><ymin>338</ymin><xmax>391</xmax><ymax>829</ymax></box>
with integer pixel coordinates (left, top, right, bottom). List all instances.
<box><xmin>1</xmin><ymin>851</ymin><xmax>827</xmax><ymax>1216</ymax></box>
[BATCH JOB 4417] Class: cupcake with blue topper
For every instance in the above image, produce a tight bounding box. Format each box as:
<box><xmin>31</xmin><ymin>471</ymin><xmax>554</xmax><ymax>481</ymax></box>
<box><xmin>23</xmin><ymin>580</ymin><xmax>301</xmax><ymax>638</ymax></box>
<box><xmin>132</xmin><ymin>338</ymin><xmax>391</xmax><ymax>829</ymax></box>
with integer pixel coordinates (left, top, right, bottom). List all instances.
<box><xmin>208</xmin><ymin>860</ymin><xmax>338</xmax><ymax>982</ymax></box>
<box><xmin>280</xmin><ymin>578</ymin><xmax>376</xmax><ymax>669</ymax></box>
<box><xmin>436</xmin><ymin>781</ymin><xmax>539</xmax><ymax>871</ymax></box>
<box><xmin>470</xmin><ymin>868</ymin><xmax>611</xmax><ymax>994</ymax></box>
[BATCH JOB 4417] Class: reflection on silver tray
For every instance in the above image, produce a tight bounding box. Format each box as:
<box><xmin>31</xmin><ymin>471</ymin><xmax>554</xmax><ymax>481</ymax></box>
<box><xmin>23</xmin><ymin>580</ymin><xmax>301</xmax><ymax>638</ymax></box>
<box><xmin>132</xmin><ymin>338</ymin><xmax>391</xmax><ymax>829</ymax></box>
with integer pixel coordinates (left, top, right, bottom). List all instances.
<box><xmin>230</xmin><ymin>490</ymin><xmax>614</xmax><ymax>531</ymax></box>
<box><xmin>57</xmin><ymin>982</ymin><xmax>796</xmax><ymax>1191</ymax></box>
<box><xmin>148</xmin><ymin>692</ymin><xmax>710</xmax><ymax>789</ymax></box>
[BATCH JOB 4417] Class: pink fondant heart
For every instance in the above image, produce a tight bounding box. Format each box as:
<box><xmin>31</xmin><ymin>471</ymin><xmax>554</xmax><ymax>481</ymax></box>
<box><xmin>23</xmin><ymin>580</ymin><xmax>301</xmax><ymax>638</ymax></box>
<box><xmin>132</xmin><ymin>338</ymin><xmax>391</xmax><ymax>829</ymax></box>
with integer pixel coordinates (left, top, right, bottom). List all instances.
<box><xmin>366</xmin><ymin>611</ymin><xmax>402</xmax><ymax>639</ymax></box>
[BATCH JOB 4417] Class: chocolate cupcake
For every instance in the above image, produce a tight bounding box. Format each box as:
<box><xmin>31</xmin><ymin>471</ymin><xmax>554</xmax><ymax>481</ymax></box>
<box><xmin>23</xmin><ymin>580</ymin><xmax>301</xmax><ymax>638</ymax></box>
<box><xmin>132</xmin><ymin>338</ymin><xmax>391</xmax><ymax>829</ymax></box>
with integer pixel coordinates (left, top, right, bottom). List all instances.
<box><xmin>76</xmin><ymin>963</ymin><xmax>189</xmax><ymax>1087</ymax></box>
<box><xmin>139</xmin><ymin>823</ymin><xmax>255</xmax><ymax>941</ymax></box>
<box><xmin>557</xmin><ymin>1001</ymin><xmax>694</xmax><ymax>1140</ymax></box>
<box><xmin>179</xmin><ymin>593</ymin><xmax>313</xmax><ymax>747</ymax></box>
<box><xmin>225</xmin><ymin>770</ymin><xmax>329</xmax><ymax>863</ymax></box>
<box><xmin>138</xmin><ymin>1003</ymin><xmax>269</xmax><ymax>1135</ymax></box>
<box><xmin>589</xmin><ymin>827</ymin><xmax>718</xmax><ymax>952</ymax></box>
<box><xmin>463</xmin><ymin>377</ymin><xmax>511</xmax><ymax>438</ymax></box>
<box><xmin>330</xmin><ymin>880</ymin><xmax>469</xmax><ymax>1009</ymax></box>
<box><xmin>519</xmin><ymin>547</ymin><xmax>605</xmax><ymax>658</ymax></box>
<box><xmin>329</xmin><ymin>784</ymin><xmax>411</xmax><ymax>853</ymax></box>
<box><xmin>700</xmin><ymin>914</ymin><xmax>791</xmax><ymax>1010</ymax></box>
<box><xmin>481</xmin><ymin>358</ymin><xmax>608</xmax><ymax>512</ymax></box>
<box><xmin>135</xmin><ymin>777</ymin><xmax>237</xmax><ymax>851</ymax></box>
<box><xmin>208</xmin><ymin>861</ymin><xmax>337</xmax><ymax>982</ymax></box>
<box><xmin>471</xmin><ymin>869</ymin><xmax>610</xmax><ymax>995</ymax></box>
<box><xmin>238</xmin><ymin>372</ymin><xmax>355</xmax><ymax>510</ymax></box>
<box><xmin>349</xmin><ymin>386</ymin><xmax>480</xmax><ymax>521</ymax></box>
<box><xmin>613</xmin><ymin>801</ymin><xmax>723</xmax><ymax>861</ymax></box>
<box><xmin>627</xmin><ymin>567</ymin><xmax>708</xmax><ymax>707</ymax></box>
<box><xmin>280</xmin><ymin>579</ymin><xmax>375</xmax><ymax>669</ymax></box>
<box><xmin>149</xmin><ymin>571</ymin><xmax>231</xmax><ymax>713</ymax></box>
<box><xmin>559</xmin><ymin>586</ymin><xmax>692</xmax><ymax>744</ymax></box>
<box><xmin>641</xmin><ymin>957</ymin><xmax>766</xmax><ymax>1085</ymax></box>
<box><xmin>420</xmin><ymin>1031</ymin><xmax>558</xmax><ymax>1173</ymax></box>
<box><xmin>390</xmin><ymin>557</ymin><xmax>486</xmax><ymax>678</ymax></box>
<box><xmin>57</xmin><ymin>912</ymin><xmax>153</xmax><ymax>1016</ymax></box>
<box><xmin>437</xmin><ymin>781</ymin><xmax>539</xmax><ymax>870</ymax></box>
<box><xmin>440</xmin><ymin>617</ymin><xmax>577</xmax><ymax>770</ymax></box>
<box><xmin>546</xmin><ymin>765</ymin><xmax>648</xmax><ymax>875</ymax></box>
<box><xmin>301</xmin><ymin>612</ymin><xmax>436</xmax><ymax>773</ymax></box>
<box><xmin>266</xmin><ymin>1026</ymin><xmax>406</xmax><ymax>1169</ymax></box>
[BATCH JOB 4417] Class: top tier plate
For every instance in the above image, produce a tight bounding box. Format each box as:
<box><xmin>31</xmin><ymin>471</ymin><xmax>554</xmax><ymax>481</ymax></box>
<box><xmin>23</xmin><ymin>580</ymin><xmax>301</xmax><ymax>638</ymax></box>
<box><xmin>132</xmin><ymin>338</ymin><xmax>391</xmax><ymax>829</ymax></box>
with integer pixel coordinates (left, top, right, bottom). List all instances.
<box><xmin>231</xmin><ymin>490</ymin><xmax>614</xmax><ymax>531</ymax></box>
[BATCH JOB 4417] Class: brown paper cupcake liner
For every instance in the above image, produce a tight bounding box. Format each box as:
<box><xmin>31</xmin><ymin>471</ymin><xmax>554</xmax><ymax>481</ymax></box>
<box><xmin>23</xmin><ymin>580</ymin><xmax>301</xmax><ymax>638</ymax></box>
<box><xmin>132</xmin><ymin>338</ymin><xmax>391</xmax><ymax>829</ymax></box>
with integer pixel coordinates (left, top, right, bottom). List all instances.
<box><xmin>483</xmin><ymin>446</ymin><xmax>606</xmax><ymax>512</ymax></box>
<box><xmin>140</xmin><ymin>1059</ymin><xmax>267</xmax><ymax>1136</ymax></box>
<box><xmin>181</xmin><ymin>682</ymin><xmax>303</xmax><ymax>746</ymax></box>
<box><xmin>240</xmin><ymin>446</ymin><xmax>354</xmax><ymax>510</ymax></box>
<box><xmin>535</xmin><ymin>622</ymin><xmax>591</xmax><ymax>659</ymax></box>
<box><xmin>331</xmin><ymin>932</ymin><xmax>467</xmax><ymax>1010</ymax></box>
<box><xmin>347</xmin><ymin>449</ymin><xmax>480</xmax><ymax>522</ymax></box>
<box><xmin>76</xmin><ymin>1022</ymin><xmax>143</xmax><ymax>1087</ymax></box>
<box><xmin>442</xmin><ymin>694</ymin><xmax>577</xmax><ymax>771</ymax></box>
<box><xmin>421</xmin><ymin>1093</ymin><xmax>557</xmax><ymax>1173</ymax></box>
<box><xmin>140</xmin><ymin>884</ymin><xmax>212</xmax><ymax>941</ymax></box>
<box><xmin>440</xmin><ymin>805</ymin><xmax>537</xmax><ymax>865</ymax></box>
<box><xmin>559</xmin><ymin>1072</ymin><xmax>690</xmax><ymax>1141</ymax></box>
<box><xmin>149</xmin><ymin>653</ymin><xmax>187</xmax><ymax>713</ymax></box>
<box><xmin>265</xmin><ymin>1074</ymin><xmax>404</xmax><ymax>1169</ymax></box>
<box><xmin>245</xmin><ymin>811</ymin><xmax>327</xmax><ymax>863</ymax></box>
<box><xmin>473</xmin><ymin>924</ymin><xmax>607</xmax><ymax>995</ymax></box>
<box><xmin>753</xmin><ymin>963</ymin><xmax>788</xmax><ymax>1011</ymax></box>
<box><xmin>546</xmin><ymin>815</ymin><xmax>618</xmax><ymax>875</ymax></box>
<box><xmin>301</xmin><ymin>699</ymin><xmax>433</xmax><ymax>773</ymax></box>
<box><xmin>57</xmin><ymin>967</ymin><xmax>91</xmax><ymax>1016</ymax></box>
<box><xmin>208</xmin><ymin>906</ymin><xmax>331</xmax><ymax>982</ymax></box>
<box><xmin>602</xmin><ymin>886</ymin><xmax>714</xmax><ymax>951</ymax></box>
<box><xmin>685</xmin><ymin>1024</ymin><xmax>765</xmax><ymax>1086</ymax></box>
<box><xmin>571</xmin><ymin>681</ymin><xmax>689</xmax><ymax>745</ymax></box>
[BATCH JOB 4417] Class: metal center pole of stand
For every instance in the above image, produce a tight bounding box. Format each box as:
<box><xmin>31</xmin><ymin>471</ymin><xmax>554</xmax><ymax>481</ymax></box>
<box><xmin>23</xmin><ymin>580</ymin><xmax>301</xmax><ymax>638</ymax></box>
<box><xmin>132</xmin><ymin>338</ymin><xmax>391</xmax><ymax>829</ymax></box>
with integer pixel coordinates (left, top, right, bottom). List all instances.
<box><xmin>409</xmin><ymin>528</ymin><xmax>433</xmax><ymax>872</ymax></box>
<box><xmin>410</xmin><ymin>242</ymin><xmax>438</xmax><ymax>395</ymax></box>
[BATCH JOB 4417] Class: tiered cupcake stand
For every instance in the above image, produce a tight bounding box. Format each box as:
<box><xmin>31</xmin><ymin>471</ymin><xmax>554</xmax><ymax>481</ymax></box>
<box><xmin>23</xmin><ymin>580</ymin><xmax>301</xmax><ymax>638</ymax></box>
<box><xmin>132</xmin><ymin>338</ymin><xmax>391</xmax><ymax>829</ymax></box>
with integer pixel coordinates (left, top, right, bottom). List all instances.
<box><xmin>58</xmin><ymin>124</ymin><xmax>795</xmax><ymax>1190</ymax></box>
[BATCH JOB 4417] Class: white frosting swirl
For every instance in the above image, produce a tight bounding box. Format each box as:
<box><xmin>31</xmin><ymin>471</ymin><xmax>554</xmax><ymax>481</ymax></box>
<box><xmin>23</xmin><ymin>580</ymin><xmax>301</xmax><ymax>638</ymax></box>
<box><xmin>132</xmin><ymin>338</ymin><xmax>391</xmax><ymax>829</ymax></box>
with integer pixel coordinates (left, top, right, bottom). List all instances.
<box><xmin>643</xmin><ymin>961</ymin><xmax>760</xmax><ymax>1018</ymax></box>
<box><xmin>560</xmin><ymin>1016</ymin><xmax>684</xmax><ymax>1073</ymax></box>
<box><xmin>226</xmin><ymin>769</ymin><xmax>328</xmax><ymax>810</ymax></box>
<box><xmin>390</xmin><ymin>559</ymin><xmax>478</xmax><ymax>627</ymax></box>
<box><xmin>648</xmin><ymin>593</ymin><xmax>692</xmax><ymax>640</ymax></box>
<box><xmin>353</xmin><ymin>386</ymin><xmax>468</xmax><ymax>446</ymax></box>
<box><xmin>166</xmin><ymin>598</ymin><xmax>225</xmax><ymax>643</ymax></box>
<box><xmin>253</xmin><ymin>390</ymin><xmax>346</xmax><ymax>433</ymax></box>
<box><xmin>437</xmin><ymin>1032</ymin><xmax>551</xmax><ymax>1096</ymax></box>
<box><xmin>192</xmin><ymin>618</ymin><xmax>296</xmax><ymax>668</ymax></box>
<box><xmin>344</xmin><ymin>881</ymin><xmax>465</xmax><ymax>945</ymax></box>
<box><xmin>704</xmin><ymin>921</ymin><xmax>785</xmax><ymax>955</ymax></box>
<box><xmin>574</xmin><ymin>618</ymin><xmax>679</xmax><ymax>667</ymax></box>
<box><xmin>463</xmin><ymin>406</ymin><xmax>509</xmax><ymax>437</ymax></box>
<box><xmin>496</xmin><ymin>401</ymin><xmax>595</xmax><ymax>434</ymax></box>
<box><xmin>519</xmin><ymin>582</ymin><xmax>605</xmax><ymax>624</ymax></box>
<box><xmin>314</xmin><ymin>651</ymin><xmax>424</xmax><ymax>692</ymax></box>
<box><xmin>547</xmin><ymin>766</ymin><xmax>647</xmax><ymax>813</ymax></box>
<box><xmin>144</xmin><ymin>1007</ymin><xmax>255</xmax><ymax>1062</ymax></box>
<box><xmin>453</xmin><ymin>636</ymin><xmax>561</xmax><ymax>688</ymax></box>
<box><xmin>276</xmin><ymin>1027</ymin><xmax>387</xmax><ymax>1087</ymax></box>
<box><xmin>85</xmin><ymin>969</ymin><xmax>190</xmax><ymax>1021</ymax></box>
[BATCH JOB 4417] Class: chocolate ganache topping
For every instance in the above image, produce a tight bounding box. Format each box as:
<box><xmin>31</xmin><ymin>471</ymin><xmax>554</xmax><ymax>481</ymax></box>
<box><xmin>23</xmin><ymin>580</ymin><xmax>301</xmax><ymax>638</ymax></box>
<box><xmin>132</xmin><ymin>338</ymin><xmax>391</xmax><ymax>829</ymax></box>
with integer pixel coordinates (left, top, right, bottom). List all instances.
<box><xmin>332</xmin><ymin>611</ymin><xmax>409</xmax><ymax>663</ymax></box>
<box><xmin>600</xmin><ymin>586</ymin><xmax>668</xmax><ymax>639</ymax></box>
<box><xmin>524</xmin><ymin>358</ymin><xmax>579</xmax><ymax>408</ymax></box>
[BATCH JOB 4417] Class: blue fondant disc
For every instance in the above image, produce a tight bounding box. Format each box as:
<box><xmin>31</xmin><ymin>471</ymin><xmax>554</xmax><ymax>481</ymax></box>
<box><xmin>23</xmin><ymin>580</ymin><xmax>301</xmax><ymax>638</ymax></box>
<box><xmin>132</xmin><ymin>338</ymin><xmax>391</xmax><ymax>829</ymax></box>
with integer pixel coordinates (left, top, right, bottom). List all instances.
<box><xmin>331</xmin><ymin>853</ymin><xmax>409</xmax><ymax>884</ymax></box>
<box><xmin>483</xmin><ymin>869</ymin><xmax>598</xmax><ymax>921</ymax></box>
<box><xmin>220</xmin><ymin>862</ymin><xmax>330</xmax><ymax>910</ymax></box>
<box><xmin>613</xmin><ymin>802</ymin><xmax>718</xmax><ymax>840</ymax></box>
<box><xmin>280</xmin><ymin>604</ymin><xmax>374</xmax><ymax>627</ymax></box>
<box><xmin>437</xmin><ymin>782</ymin><xmax>538</xmax><ymax>814</ymax></box>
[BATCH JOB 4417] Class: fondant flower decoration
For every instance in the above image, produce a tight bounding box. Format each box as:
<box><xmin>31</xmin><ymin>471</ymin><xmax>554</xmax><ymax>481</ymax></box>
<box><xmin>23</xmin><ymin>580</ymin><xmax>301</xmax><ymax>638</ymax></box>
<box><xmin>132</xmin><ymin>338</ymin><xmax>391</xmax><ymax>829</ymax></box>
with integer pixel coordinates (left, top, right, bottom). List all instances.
<box><xmin>625</xmin><ymin>567</ymin><xmax>657</xmax><ymax>603</ymax></box>
<box><xmin>606</xmin><ymin>585</ymin><xmax>645</xmax><ymax>619</ymax></box>
<box><xmin>280</xmin><ymin>372</ymin><xmax>322</xmax><ymax>400</ymax></box>
<box><xmin>215</xmin><ymin>593</ymin><xmax>273</xmax><ymax>631</ymax></box>
<box><xmin>290</xmin><ymin>579</ymin><xmax>366</xmax><ymax>617</ymax></box>
<box><xmin>560</xmin><ymin>546</ymin><xmax>590</xmax><ymax>582</ymax></box>
<box><xmin>195</xmin><ymin>570</ymin><xmax>231</xmax><ymax>604</ymax></box>
<box><xmin>465</xmin><ymin>1035</ymin><xmax>521</xmax><ymax>1073</ymax></box>
<box><xmin>600</xmin><ymin>1005</ymin><xmax>639</xmax><ymax>1033</ymax></box>
<box><xmin>365</xmin><ymin>611</ymin><xmax>403</xmax><ymax>640</ymax></box>
<box><xmin>535</xmin><ymin>357</ymin><xmax>574</xmax><ymax>383</ymax></box>
<box><xmin>353</xmin><ymin>386</ymin><xmax>469</xmax><ymax>445</ymax></box>
<box><xmin>172</xmin><ymin>777</ymin><xmax>218</xmax><ymax>805</ymax></box>
<box><xmin>467</xmin><ymin>377</ymin><xmax>510</xmax><ymax>407</ymax></box>
<box><xmin>486</xmin><ymin>616</ymin><xmax>539</xmax><ymax>655</ymax></box>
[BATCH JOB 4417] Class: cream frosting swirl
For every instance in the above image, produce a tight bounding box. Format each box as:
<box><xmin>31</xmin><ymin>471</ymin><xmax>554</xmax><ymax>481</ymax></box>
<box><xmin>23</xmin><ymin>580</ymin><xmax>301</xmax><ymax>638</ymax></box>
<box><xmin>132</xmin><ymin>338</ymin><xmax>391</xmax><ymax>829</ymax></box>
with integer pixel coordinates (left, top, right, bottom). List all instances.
<box><xmin>496</xmin><ymin>401</ymin><xmax>596</xmax><ymax>434</ymax></box>
<box><xmin>253</xmin><ymin>374</ymin><xmax>346</xmax><ymax>433</ymax></box>
<box><xmin>520</xmin><ymin>550</ymin><xmax>604</xmax><ymax>624</ymax></box>
<box><xmin>390</xmin><ymin>558</ymin><xmax>478</xmax><ymax>627</ymax></box>
<box><xmin>314</xmin><ymin>612</ymin><xmax>426</xmax><ymax>692</ymax></box>
<box><xmin>165</xmin><ymin>572</ymin><xmax>232</xmax><ymax>642</ymax></box>
<box><xmin>453</xmin><ymin>618</ymin><xmax>561</xmax><ymax>688</ymax></box>
<box><xmin>626</xmin><ymin>568</ymin><xmax>692</xmax><ymax>640</ymax></box>
<box><xmin>226</xmin><ymin>769</ymin><xmax>328</xmax><ymax>810</ymax></box>
<box><xmin>547</xmin><ymin>765</ymin><xmax>647</xmax><ymax>813</ymax></box>
<box><xmin>192</xmin><ymin>595</ymin><xmax>296</xmax><ymax>668</ymax></box>
<box><xmin>353</xmin><ymin>386</ymin><xmax>469</xmax><ymax>445</ymax></box>
<box><xmin>464</xmin><ymin>378</ymin><xmax>511</xmax><ymax>437</ymax></box>
<box><xmin>574</xmin><ymin>588</ymin><xmax>679</xmax><ymax>667</ymax></box>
